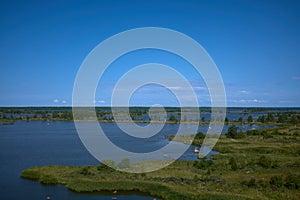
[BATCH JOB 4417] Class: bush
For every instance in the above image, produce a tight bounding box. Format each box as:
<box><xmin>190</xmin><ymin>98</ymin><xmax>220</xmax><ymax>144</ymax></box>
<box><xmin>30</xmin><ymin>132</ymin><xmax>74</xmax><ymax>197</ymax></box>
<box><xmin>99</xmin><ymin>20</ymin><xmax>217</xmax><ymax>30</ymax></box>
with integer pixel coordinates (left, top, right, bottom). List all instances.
<box><xmin>257</xmin><ymin>179</ymin><xmax>268</xmax><ymax>188</ymax></box>
<box><xmin>263</xmin><ymin>132</ymin><xmax>273</xmax><ymax>139</ymax></box>
<box><xmin>284</xmin><ymin>174</ymin><xmax>300</xmax><ymax>190</ymax></box>
<box><xmin>269</xmin><ymin>176</ymin><xmax>283</xmax><ymax>188</ymax></box>
<box><xmin>226</xmin><ymin>125</ymin><xmax>238</xmax><ymax>139</ymax></box>
<box><xmin>97</xmin><ymin>160</ymin><xmax>115</xmax><ymax>172</ymax></box>
<box><xmin>229</xmin><ymin>157</ymin><xmax>238</xmax><ymax>171</ymax></box>
<box><xmin>79</xmin><ymin>167</ymin><xmax>93</xmax><ymax>176</ymax></box>
<box><xmin>247</xmin><ymin>178</ymin><xmax>257</xmax><ymax>188</ymax></box>
<box><xmin>193</xmin><ymin>160</ymin><xmax>213</xmax><ymax>170</ymax></box>
<box><xmin>195</xmin><ymin>132</ymin><xmax>205</xmax><ymax>140</ymax></box>
<box><xmin>257</xmin><ymin>156</ymin><xmax>272</xmax><ymax>168</ymax></box>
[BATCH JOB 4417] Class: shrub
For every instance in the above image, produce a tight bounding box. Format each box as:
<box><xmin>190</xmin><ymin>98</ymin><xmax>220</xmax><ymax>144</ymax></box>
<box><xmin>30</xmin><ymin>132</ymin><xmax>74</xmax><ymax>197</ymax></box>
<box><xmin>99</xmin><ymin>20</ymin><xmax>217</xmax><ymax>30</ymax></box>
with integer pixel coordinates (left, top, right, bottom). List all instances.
<box><xmin>229</xmin><ymin>157</ymin><xmax>238</xmax><ymax>171</ymax></box>
<box><xmin>97</xmin><ymin>161</ymin><xmax>115</xmax><ymax>172</ymax></box>
<box><xmin>269</xmin><ymin>176</ymin><xmax>283</xmax><ymax>188</ymax></box>
<box><xmin>263</xmin><ymin>132</ymin><xmax>273</xmax><ymax>139</ymax></box>
<box><xmin>247</xmin><ymin>178</ymin><xmax>257</xmax><ymax>188</ymax></box>
<box><xmin>226</xmin><ymin>125</ymin><xmax>238</xmax><ymax>139</ymax></box>
<box><xmin>257</xmin><ymin>179</ymin><xmax>268</xmax><ymax>188</ymax></box>
<box><xmin>79</xmin><ymin>167</ymin><xmax>93</xmax><ymax>176</ymax></box>
<box><xmin>257</xmin><ymin>156</ymin><xmax>272</xmax><ymax>168</ymax></box>
<box><xmin>195</xmin><ymin>132</ymin><xmax>205</xmax><ymax>140</ymax></box>
<box><xmin>284</xmin><ymin>174</ymin><xmax>300</xmax><ymax>190</ymax></box>
<box><xmin>193</xmin><ymin>160</ymin><xmax>213</xmax><ymax>170</ymax></box>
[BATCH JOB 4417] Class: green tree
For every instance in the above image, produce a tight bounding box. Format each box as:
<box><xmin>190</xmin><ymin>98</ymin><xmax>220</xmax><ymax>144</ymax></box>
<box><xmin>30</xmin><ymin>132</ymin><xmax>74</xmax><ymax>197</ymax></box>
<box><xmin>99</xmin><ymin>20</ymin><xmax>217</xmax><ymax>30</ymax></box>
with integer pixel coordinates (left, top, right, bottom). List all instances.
<box><xmin>290</xmin><ymin>115</ymin><xmax>299</xmax><ymax>125</ymax></box>
<box><xmin>169</xmin><ymin>115</ymin><xmax>177</xmax><ymax>122</ymax></box>
<box><xmin>201</xmin><ymin>116</ymin><xmax>205</xmax><ymax>122</ymax></box>
<box><xmin>195</xmin><ymin>132</ymin><xmax>205</xmax><ymax>140</ymax></box>
<box><xmin>225</xmin><ymin>117</ymin><xmax>229</xmax><ymax>124</ymax></box>
<box><xmin>52</xmin><ymin>111</ymin><xmax>59</xmax><ymax>119</ymax></box>
<box><xmin>226</xmin><ymin>125</ymin><xmax>238</xmax><ymax>139</ymax></box>
<box><xmin>284</xmin><ymin>174</ymin><xmax>300</xmax><ymax>189</ymax></box>
<box><xmin>277</xmin><ymin>113</ymin><xmax>287</xmax><ymax>123</ymax></box>
<box><xmin>266</xmin><ymin>113</ymin><xmax>275</xmax><ymax>122</ymax></box>
<box><xmin>257</xmin><ymin>115</ymin><xmax>265</xmax><ymax>123</ymax></box>
<box><xmin>247</xmin><ymin>115</ymin><xmax>253</xmax><ymax>123</ymax></box>
<box><xmin>258</xmin><ymin>155</ymin><xmax>272</xmax><ymax>168</ymax></box>
<box><xmin>238</xmin><ymin>117</ymin><xmax>243</xmax><ymax>123</ymax></box>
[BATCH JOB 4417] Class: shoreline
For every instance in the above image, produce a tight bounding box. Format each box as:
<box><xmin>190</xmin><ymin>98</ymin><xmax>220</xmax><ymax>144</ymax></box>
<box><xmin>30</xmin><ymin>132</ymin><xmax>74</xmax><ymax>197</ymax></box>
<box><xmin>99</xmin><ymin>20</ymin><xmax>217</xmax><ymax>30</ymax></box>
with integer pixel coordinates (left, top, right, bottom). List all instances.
<box><xmin>20</xmin><ymin>124</ymin><xmax>300</xmax><ymax>200</ymax></box>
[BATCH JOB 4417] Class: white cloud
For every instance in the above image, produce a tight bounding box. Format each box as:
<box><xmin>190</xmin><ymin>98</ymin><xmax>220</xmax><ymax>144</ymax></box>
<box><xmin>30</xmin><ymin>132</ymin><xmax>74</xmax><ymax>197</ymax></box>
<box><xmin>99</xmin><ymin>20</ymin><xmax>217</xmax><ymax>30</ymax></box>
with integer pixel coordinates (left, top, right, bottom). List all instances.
<box><xmin>62</xmin><ymin>100</ymin><xmax>67</xmax><ymax>104</ymax></box>
<box><xmin>233</xmin><ymin>99</ymin><xmax>266</xmax><ymax>103</ymax></box>
<box><xmin>53</xmin><ymin>99</ymin><xmax>59</xmax><ymax>103</ymax></box>
<box><xmin>98</xmin><ymin>100</ymin><xmax>105</xmax><ymax>104</ymax></box>
<box><xmin>168</xmin><ymin>86</ymin><xmax>182</xmax><ymax>90</ymax></box>
<box><xmin>194</xmin><ymin>86</ymin><xmax>207</xmax><ymax>90</ymax></box>
<box><xmin>239</xmin><ymin>90</ymin><xmax>250</xmax><ymax>94</ymax></box>
<box><xmin>167</xmin><ymin>86</ymin><xmax>207</xmax><ymax>91</ymax></box>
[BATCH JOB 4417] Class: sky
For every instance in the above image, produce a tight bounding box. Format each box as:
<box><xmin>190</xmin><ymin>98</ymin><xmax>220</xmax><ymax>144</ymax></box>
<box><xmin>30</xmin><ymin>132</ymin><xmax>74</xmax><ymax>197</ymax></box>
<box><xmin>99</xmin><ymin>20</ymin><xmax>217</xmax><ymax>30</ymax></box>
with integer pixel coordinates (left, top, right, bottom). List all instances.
<box><xmin>0</xmin><ymin>0</ymin><xmax>300</xmax><ymax>107</ymax></box>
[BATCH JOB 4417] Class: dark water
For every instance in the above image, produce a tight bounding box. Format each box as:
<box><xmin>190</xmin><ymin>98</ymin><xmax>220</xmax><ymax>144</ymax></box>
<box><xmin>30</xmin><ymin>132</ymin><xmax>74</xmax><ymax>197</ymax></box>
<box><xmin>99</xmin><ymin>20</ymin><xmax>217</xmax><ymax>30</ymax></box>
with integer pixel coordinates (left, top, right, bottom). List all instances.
<box><xmin>0</xmin><ymin>121</ymin><xmax>273</xmax><ymax>200</ymax></box>
<box><xmin>0</xmin><ymin>121</ymin><xmax>160</xmax><ymax>200</ymax></box>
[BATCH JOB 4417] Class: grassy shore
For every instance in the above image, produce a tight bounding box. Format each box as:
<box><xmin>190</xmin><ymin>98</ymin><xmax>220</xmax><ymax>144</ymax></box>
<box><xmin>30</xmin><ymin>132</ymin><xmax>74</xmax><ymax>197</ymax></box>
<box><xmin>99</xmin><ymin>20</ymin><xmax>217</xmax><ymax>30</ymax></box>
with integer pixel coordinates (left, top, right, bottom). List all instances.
<box><xmin>21</xmin><ymin>124</ymin><xmax>300</xmax><ymax>200</ymax></box>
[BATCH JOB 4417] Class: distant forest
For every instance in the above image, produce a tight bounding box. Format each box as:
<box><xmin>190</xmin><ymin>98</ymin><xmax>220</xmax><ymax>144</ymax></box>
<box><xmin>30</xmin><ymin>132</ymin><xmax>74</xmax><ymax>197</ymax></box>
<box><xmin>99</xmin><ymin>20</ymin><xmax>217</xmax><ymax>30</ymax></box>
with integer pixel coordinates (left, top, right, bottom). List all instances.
<box><xmin>0</xmin><ymin>107</ymin><xmax>299</xmax><ymax>124</ymax></box>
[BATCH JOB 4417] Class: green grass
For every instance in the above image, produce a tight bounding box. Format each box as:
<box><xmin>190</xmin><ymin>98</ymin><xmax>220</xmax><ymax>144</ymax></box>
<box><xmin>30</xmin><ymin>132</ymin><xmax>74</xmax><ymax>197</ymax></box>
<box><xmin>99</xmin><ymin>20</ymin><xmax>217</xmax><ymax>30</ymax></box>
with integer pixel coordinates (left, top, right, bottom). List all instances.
<box><xmin>21</xmin><ymin>125</ymin><xmax>300</xmax><ymax>200</ymax></box>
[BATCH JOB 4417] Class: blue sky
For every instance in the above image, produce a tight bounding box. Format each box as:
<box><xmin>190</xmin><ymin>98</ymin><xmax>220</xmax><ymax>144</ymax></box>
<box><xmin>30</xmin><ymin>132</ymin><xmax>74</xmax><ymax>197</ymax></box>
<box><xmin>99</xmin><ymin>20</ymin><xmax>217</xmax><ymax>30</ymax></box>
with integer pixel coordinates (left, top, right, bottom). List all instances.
<box><xmin>0</xmin><ymin>0</ymin><xmax>300</xmax><ymax>107</ymax></box>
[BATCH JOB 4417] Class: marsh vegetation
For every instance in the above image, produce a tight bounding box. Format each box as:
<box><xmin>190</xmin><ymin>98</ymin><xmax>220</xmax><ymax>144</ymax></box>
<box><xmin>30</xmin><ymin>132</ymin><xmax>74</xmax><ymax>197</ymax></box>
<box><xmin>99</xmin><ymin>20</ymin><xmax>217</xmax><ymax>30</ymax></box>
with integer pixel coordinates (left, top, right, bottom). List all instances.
<box><xmin>21</xmin><ymin>122</ymin><xmax>300</xmax><ymax>199</ymax></box>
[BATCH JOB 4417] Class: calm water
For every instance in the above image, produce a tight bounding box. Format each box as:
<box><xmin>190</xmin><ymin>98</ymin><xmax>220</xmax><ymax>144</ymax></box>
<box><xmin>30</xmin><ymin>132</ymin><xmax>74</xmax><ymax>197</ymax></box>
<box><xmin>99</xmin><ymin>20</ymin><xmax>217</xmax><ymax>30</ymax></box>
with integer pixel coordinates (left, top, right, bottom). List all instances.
<box><xmin>0</xmin><ymin>121</ymin><xmax>160</xmax><ymax>200</ymax></box>
<box><xmin>0</xmin><ymin>120</ymin><xmax>273</xmax><ymax>200</ymax></box>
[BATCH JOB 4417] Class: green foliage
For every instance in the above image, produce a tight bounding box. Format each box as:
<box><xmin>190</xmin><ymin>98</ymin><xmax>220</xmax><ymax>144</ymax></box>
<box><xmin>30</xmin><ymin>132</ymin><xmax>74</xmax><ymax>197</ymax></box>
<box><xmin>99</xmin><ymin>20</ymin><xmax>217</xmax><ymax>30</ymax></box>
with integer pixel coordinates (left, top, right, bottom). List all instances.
<box><xmin>40</xmin><ymin>174</ymin><xmax>58</xmax><ymax>184</ymax></box>
<box><xmin>269</xmin><ymin>175</ymin><xmax>283</xmax><ymax>188</ymax></box>
<box><xmin>266</xmin><ymin>113</ymin><xmax>275</xmax><ymax>122</ymax></box>
<box><xmin>247</xmin><ymin>115</ymin><xmax>253</xmax><ymax>123</ymax></box>
<box><xmin>277</xmin><ymin>113</ymin><xmax>288</xmax><ymax>123</ymax></box>
<box><xmin>201</xmin><ymin>116</ymin><xmax>205</xmax><ymax>122</ymax></box>
<box><xmin>246</xmin><ymin>129</ymin><xmax>273</xmax><ymax>138</ymax></box>
<box><xmin>225</xmin><ymin>117</ymin><xmax>229</xmax><ymax>124</ymax></box>
<box><xmin>226</xmin><ymin>125</ymin><xmax>239</xmax><ymax>139</ymax></box>
<box><xmin>168</xmin><ymin>115</ymin><xmax>177</xmax><ymax>122</ymax></box>
<box><xmin>257</xmin><ymin>156</ymin><xmax>272</xmax><ymax>168</ymax></box>
<box><xmin>19</xmin><ymin>121</ymin><xmax>300</xmax><ymax>200</ymax></box>
<box><xmin>195</xmin><ymin>132</ymin><xmax>205</xmax><ymax>140</ymax></box>
<box><xmin>256</xmin><ymin>112</ymin><xmax>300</xmax><ymax>124</ymax></box>
<box><xmin>193</xmin><ymin>160</ymin><xmax>213</xmax><ymax>170</ymax></box>
<box><xmin>257</xmin><ymin>115</ymin><xmax>265</xmax><ymax>123</ymax></box>
<box><xmin>238</xmin><ymin>117</ymin><xmax>243</xmax><ymax>123</ymax></box>
<box><xmin>79</xmin><ymin>167</ymin><xmax>93</xmax><ymax>176</ymax></box>
<box><xmin>284</xmin><ymin>174</ymin><xmax>300</xmax><ymax>190</ymax></box>
<box><xmin>21</xmin><ymin>170</ymin><xmax>41</xmax><ymax>180</ymax></box>
<box><xmin>247</xmin><ymin>178</ymin><xmax>257</xmax><ymax>188</ymax></box>
<box><xmin>229</xmin><ymin>157</ymin><xmax>238</xmax><ymax>171</ymax></box>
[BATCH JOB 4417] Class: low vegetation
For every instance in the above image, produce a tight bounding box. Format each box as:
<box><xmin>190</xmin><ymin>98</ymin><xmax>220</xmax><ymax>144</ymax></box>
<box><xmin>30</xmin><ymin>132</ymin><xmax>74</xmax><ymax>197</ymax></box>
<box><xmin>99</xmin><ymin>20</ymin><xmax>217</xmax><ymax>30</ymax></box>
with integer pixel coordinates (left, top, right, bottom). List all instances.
<box><xmin>21</xmin><ymin>124</ymin><xmax>300</xmax><ymax>200</ymax></box>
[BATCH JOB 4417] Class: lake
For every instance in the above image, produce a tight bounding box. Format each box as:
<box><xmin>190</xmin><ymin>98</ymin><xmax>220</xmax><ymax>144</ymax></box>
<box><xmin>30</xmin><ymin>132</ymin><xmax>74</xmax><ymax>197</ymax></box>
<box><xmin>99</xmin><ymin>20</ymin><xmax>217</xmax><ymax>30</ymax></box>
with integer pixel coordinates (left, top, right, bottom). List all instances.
<box><xmin>0</xmin><ymin>120</ymin><xmax>273</xmax><ymax>199</ymax></box>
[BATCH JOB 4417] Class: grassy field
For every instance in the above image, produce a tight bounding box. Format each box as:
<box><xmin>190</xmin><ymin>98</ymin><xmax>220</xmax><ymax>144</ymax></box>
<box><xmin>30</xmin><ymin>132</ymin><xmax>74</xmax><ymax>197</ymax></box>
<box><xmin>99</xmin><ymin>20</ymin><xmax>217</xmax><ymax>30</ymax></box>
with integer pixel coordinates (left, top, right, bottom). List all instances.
<box><xmin>21</xmin><ymin>124</ymin><xmax>300</xmax><ymax>200</ymax></box>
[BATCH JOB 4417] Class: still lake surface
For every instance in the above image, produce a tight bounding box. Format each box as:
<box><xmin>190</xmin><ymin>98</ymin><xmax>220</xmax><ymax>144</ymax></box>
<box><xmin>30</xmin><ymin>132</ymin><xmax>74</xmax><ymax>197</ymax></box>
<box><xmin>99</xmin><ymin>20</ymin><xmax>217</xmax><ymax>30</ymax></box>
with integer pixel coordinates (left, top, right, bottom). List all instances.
<box><xmin>0</xmin><ymin>121</ymin><xmax>272</xmax><ymax>200</ymax></box>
